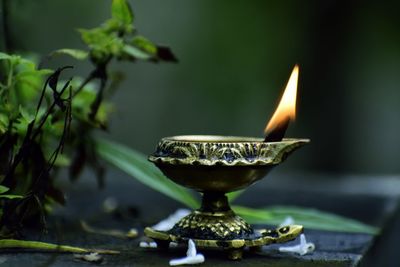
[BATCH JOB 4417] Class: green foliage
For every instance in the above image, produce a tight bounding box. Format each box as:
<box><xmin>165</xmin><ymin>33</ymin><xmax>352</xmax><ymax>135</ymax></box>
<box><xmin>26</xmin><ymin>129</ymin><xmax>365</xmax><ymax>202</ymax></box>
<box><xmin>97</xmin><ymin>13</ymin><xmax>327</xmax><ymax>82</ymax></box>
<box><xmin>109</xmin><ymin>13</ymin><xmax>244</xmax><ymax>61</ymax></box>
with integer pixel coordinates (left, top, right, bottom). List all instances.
<box><xmin>0</xmin><ymin>55</ymin><xmax>107</xmax><ymax>235</ymax></box>
<box><xmin>95</xmin><ymin>138</ymin><xmax>199</xmax><ymax>209</ymax></box>
<box><xmin>0</xmin><ymin>0</ymin><xmax>176</xmax><ymax>237</ymax></box>
<box><xmin>132</xmin><ymin>36</ymin><xmax>157</xmax><ymax>55</ymax></box>
<box><xmin>70</xmin><ymin>0</ymin><xmax>176</xmax><ymax>65</ymax></box>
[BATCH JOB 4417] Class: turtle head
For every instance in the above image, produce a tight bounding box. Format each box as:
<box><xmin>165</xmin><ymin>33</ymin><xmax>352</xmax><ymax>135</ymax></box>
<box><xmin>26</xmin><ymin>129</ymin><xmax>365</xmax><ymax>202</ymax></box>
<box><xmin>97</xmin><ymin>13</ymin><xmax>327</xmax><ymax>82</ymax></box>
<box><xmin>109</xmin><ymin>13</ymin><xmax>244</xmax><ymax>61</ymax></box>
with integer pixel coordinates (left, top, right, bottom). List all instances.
<box><xmin>274</xmin><ymin>224</ymin><xmax>303</xmax><ymax>243</ymax></box>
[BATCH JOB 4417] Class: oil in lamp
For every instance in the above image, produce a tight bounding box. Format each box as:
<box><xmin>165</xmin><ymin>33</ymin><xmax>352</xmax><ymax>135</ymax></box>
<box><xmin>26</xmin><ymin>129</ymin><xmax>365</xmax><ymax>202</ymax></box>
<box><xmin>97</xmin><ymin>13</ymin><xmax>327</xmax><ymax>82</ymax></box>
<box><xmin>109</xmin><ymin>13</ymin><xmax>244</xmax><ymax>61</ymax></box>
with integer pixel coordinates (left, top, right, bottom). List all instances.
<box><xmin>144</xmin><ymin>65</ymin><xmax>309</xmax><ymax>260</ymax></box>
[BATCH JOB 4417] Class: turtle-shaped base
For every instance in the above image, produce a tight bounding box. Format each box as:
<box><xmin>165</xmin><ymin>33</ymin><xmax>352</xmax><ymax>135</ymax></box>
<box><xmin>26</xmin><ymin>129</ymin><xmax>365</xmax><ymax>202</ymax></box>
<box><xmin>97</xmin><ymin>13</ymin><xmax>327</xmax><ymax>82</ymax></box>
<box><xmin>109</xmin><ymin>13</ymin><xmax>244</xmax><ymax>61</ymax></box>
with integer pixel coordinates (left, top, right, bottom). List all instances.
<box><xmin>144</xmin><ymin>210</ymin><xmax>303</xmax><ymax>260</ymax></box>
<box><xmin>144</xmin><ymin>193</ymin><xmax>303</xmax><ymax>260</ymax></box>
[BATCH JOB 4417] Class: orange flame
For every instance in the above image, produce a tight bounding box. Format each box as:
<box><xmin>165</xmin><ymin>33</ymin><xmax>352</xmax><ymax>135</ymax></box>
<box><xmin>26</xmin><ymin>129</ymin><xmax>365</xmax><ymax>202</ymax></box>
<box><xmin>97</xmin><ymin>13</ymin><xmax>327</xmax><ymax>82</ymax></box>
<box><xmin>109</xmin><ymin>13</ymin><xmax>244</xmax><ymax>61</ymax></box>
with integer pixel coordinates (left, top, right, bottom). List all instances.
<box><xmin>264</xmin><ymin>65</ymin><xmax>299</xmax><ymax>134</ymax></box>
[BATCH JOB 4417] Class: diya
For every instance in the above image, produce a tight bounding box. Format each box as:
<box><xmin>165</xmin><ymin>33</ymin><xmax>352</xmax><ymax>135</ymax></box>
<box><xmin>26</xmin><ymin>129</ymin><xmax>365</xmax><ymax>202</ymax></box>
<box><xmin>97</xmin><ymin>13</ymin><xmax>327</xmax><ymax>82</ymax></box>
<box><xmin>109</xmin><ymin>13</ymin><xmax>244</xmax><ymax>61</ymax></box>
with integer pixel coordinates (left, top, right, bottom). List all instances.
<box><xmin>144</xmin><ymin>65</ymin><xmax>309</xmax><ymax>260</ymax></box>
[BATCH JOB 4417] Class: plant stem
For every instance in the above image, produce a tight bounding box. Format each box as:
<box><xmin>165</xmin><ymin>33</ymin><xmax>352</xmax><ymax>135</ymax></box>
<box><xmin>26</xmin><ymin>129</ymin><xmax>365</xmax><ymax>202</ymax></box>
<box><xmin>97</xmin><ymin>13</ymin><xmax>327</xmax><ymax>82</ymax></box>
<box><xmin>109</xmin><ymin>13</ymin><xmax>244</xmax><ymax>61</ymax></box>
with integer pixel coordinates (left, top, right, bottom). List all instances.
<box><xmin>6</xmin><ymin>59</ymin><xmax>12</xmax><ymax>86</ymax></box>
<box><xmin>73</xmin><ymin>61</ymin><xmax>110</xmax><ymax>122</ymax></box>
<box><xmin>1</xmin><ymin>0</ymin><xmax>12</xmax><ymax>52</ymax></box>
<box><xmin>0</xmin><ymin>239</ymin><xmax>120</xmax><ymax>254</ymax></box>
<box><xmin>73</xmin><ymin>71</ymin><xmax>94</xmax><ymax>97</ymax></box>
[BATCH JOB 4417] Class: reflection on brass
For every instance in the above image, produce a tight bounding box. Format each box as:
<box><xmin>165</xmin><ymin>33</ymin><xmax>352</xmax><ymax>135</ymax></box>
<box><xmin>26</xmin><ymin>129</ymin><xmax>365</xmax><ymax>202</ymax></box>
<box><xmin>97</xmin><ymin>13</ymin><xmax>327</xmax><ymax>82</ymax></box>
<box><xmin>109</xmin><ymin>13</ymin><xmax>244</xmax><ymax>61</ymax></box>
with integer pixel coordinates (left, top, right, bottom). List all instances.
<box><xmin>145</xmin><ymin>135</ymin><xmax>309</xmax><ymax>260</ymax></box>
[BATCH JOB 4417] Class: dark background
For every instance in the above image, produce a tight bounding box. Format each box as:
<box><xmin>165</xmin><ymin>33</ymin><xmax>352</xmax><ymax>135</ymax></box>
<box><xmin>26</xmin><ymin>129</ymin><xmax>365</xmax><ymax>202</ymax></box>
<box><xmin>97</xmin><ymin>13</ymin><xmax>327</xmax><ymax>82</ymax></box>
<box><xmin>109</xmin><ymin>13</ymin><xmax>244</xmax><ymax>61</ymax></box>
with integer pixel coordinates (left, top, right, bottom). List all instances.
<box><xmin>2</xmin><ymin>0</ymin><xmax>400</xmax><ymax>173</ymax></box>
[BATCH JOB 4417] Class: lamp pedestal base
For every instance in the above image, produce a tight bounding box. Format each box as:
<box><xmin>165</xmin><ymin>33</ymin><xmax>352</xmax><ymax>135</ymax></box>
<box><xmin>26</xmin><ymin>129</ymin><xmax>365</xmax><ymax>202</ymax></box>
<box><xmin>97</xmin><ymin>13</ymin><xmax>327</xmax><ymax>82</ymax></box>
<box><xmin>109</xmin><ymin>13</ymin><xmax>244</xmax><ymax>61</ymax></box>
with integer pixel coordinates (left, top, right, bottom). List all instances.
<box><xmin>144</xmin><ymin>192</ymin><xmax>303</xmax><ymax>260</ymax></box>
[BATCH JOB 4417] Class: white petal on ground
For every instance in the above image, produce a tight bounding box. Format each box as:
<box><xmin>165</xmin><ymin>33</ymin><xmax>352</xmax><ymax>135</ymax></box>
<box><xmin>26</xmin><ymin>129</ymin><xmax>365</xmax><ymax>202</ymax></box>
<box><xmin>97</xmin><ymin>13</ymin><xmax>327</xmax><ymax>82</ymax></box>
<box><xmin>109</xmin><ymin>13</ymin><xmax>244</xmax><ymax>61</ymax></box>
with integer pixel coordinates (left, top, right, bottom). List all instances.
<box><xmin>278</xmin><ymin>233</ymin><xmax>316</xmax><ymax>256</ymax></box>
<box><xmin>74</xmin><ymin>253</ymin><xmax>103</xmax><ymax>263</ymax></box>
<box><xmin>153</xmin><ymin>209</ymin><xmax>191</xmax><ymax>231</ymax></box>
<box><xmin>149</xmin><ymin>242</ymin><xmax>158</xmax><ymax>248</ymax></box>
<box><xmin>169</xmin><ymin>255</ymin><xmax>205</xmax><ymax>266</ymax></box>
<box><xmin>139</xmin><ymin>241</ymin><xmax>158</xmax><ymax>248</ymax></box>
<box><xmin>186</xmin><ymin>239</ymin><xmax>197</xmax><ymax>257</ymax></box>
<box><xmin>279</xmin><ymin>216</ymin><xmax>295</xmax><ymax>227</ymax></box>
<box><xmin>169</xmin><ymin>239</ymin><xmax>205</xmax><ymax>266</ymax></box>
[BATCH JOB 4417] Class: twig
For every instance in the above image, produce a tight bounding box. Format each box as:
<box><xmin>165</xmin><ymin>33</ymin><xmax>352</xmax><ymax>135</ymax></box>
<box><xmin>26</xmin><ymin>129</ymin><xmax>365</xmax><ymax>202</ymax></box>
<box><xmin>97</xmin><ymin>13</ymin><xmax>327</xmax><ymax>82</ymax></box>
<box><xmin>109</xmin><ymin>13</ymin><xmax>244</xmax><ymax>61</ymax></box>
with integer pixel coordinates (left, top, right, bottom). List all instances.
<box><xmin>73</xmin><ymin>59</ymin><xmax>110</xmax><ymax>123</ymax></box>
<box><xmin>73</xmin><ymin>58</ymin><xmax>110</xmax><ymax>98</ymax></box>
<box><xmin>72</xmin><ymin>71</ymin><xmax>95</xmax><ymax>97</ymax></box>
<box><xmin>80</xmin><ymin>221</ymin><xmax>138</xmax><ymax>239</ymax></box>
<box><xmin>4</xmin><ymin>77</ymin><xmax>72</xmax><ymax>183</ymax></box>
<box><xmin>88</xmin><ymin>73</ymin><xmax>106</xmax><ymax>121</ymax></box>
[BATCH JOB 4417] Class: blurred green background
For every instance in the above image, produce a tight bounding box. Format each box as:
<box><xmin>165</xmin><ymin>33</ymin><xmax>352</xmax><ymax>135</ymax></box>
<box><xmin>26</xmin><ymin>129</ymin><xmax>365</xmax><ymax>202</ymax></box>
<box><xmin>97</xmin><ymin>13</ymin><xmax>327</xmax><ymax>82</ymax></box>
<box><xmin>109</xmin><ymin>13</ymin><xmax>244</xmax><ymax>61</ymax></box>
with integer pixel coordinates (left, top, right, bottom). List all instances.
<box><xmin>2</xmin><ymin>0</ymin><xmax>400</xmax><ymax>174</ymax></box>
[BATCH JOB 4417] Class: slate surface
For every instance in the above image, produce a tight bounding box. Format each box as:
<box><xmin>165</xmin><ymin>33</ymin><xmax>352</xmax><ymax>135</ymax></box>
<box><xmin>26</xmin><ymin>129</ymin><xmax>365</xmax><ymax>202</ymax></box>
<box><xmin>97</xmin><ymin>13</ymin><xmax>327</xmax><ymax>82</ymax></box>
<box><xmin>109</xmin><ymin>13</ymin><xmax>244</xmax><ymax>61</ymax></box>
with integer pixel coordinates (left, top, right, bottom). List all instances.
<box><xmin>0</xmin><ymin>226</ymin><xmax>374</xmax><ymax>267</ymax></box>
<box><xmin>0</xmin><ymin>171</ymin><xmax>398</xmax><ymax>267</ymax></box>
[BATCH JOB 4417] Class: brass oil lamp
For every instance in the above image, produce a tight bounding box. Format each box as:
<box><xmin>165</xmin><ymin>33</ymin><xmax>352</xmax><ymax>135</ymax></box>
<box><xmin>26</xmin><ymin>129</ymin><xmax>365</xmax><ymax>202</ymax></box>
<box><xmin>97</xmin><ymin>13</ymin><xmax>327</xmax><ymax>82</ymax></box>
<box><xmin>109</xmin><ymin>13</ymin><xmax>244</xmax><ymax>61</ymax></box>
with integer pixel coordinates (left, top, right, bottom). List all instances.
<box><xmin>144</xmin><ymin>66</ymin><xmax>309</xmax><ymax>260</ymax></box>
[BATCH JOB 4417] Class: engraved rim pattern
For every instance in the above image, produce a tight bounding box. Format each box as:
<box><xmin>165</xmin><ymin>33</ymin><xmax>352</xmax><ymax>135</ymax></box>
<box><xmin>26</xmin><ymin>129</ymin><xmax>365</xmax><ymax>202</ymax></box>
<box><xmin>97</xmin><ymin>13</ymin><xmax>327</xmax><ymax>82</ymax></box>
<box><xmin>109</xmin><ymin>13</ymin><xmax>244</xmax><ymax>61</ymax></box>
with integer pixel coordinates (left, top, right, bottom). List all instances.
<box><xmin>149</xmin><ymin>135</ymin><xmax>309</xmax><ymax>166</ymax></box>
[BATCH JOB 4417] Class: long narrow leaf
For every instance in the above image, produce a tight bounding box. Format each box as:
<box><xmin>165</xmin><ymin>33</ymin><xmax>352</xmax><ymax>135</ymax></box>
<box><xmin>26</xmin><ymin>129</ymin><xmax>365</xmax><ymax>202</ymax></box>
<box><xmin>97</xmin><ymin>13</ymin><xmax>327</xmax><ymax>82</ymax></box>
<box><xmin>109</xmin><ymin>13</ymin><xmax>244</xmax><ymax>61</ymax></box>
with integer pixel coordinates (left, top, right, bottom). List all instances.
<box><xmin>233</xmin><ymin>205</ymin><xmax>379</xmax><ymax>235</ymax></box>
<box><xmin>227</xmin><ymin>190</ymin><xmax>244</xmax><ymax>202</ymax></box>
<box><xmin>94</xmin><ymin>138</ymin><xmax>199</xmax><ymax>209</ymax></box>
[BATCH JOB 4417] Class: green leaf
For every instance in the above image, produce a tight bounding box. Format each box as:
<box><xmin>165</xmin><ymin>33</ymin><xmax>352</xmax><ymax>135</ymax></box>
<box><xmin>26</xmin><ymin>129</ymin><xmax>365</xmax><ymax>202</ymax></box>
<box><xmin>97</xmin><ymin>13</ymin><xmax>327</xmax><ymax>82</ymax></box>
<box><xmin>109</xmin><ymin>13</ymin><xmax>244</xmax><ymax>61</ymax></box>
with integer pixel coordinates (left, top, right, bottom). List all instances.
<box><xmin>13</xmin><ymin>57</ymin><xmax>36</xmax><ymax>72</ymax></box>
<box><xmin>15</xmin><ymin>69</ymin><xmax>53</xmax><ymax>78</ymax></box>
<box><xmin>14</xmin><ymin>69</ymin><xmax>50</xmax><ymax>104</ymax></box>
<box><xmin>233</xmin><ymin>205</ymin><xmax>379</xmax><ymax>235</ymax></box>
<box><xmin>0</xmin><ymin>52</ymin><xmax>11</xmax><ymax>61</ymax></box>
<box><xmin>227</xmin><ymin>190</ymin><xmax>244</xmax><ymax>202</ymax></box>
<box><xmin>94</xmin><ymin>138</ymin><xmax>199</xmax><ymax>209</ymax></box>
<box><xmin>0</xmin><ymin>185</ymin><xmax>22</xmax><ymax>199</ymax></box>
<box><xmin>79</xmin><ymin>29</ymin><xmax>100</xmax><ymax>45</ymax></box>
<box><xmin>123</xmin><ymin>45</ymin><xmax>152</xmax><ymax>60</ymax></box>
<box><xmin>0</xmin><ymin>194</ymin><xmax>23</xmax><ymax>199</ymax></box>
<box><xmin>0</xmin><ymin>113</ymin><xmax>9</xmax><ymax>134</ymax></box>
<box><xmin>19</xmin><ymin>106</ymin><xmax>35</xmax><ymax>123</ymax></box>
<box><xmin>0</xmin><ymin>185</ymin><xmax>10</xmax><ymax>194</ymax></box>
<box><xmin>51</xmin><ymin>49</ymin><xmax>88</xmax><ymax>60</ymax></box>
<box><xmin>112</xmin><ymin>0</ymin><xmax>133</xmax><ymax>25</ymax></box>
<box><xmin>132</xmin><ymin>36</ymin><xmax>157</xmax><ymax>55</ymax></box>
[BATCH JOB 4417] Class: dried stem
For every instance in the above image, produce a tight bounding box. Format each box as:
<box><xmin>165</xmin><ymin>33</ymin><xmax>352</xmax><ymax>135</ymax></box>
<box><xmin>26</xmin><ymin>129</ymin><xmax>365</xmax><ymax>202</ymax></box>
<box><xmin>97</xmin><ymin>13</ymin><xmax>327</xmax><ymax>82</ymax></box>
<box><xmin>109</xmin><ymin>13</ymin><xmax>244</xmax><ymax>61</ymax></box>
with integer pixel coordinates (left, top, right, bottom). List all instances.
<box><xmin>0</xmin><ymin>239</ymin><xmax>119</xmax><ymax>254</ymax></box>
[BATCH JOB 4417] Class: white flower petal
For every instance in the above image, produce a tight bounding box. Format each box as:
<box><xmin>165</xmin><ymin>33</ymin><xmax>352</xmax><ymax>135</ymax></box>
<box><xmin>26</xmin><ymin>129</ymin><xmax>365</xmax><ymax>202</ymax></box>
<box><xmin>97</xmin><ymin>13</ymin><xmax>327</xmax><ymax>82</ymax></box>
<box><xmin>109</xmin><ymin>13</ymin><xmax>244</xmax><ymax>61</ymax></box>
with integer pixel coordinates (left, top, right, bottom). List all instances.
<box><xmin>187</xmin><ymin>239</ymin><xmax>197</xmax><ymax>257</ymax></box>
<box><xmin>278</xmin><ymin>234</ymin><xmax>315</xmax><ymax>256</ymax></box>
<box><xmin>279</xmin><ymin>216</ymin><xmax>295</xmax><ymax>227</ymax></box>
<box><xmin>139</xmin><ymin>241</ymin><xmax>158</xmax><ymax>248</ymax></box>
<box><xmin>153</xmin><ymin>209</ymin><xmax>191</xmax><ymax>231</ymax></box>
<box><xmin>169</xmin><ymin>254</ymin><xmax>205</xmax><ymax>266</ymax></box>
<box><xmin>169</xmin><ymin>239</ymin><xmax>205</xmax><ymax>266</ymax></box>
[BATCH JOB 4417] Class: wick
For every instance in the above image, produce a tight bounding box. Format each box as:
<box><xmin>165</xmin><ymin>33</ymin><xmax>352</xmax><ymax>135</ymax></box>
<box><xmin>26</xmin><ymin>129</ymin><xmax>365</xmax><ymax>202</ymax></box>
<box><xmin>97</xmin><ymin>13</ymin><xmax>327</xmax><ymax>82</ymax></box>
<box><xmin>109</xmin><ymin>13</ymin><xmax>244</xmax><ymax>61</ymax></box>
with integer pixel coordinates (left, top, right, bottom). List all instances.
<box><xmin>264</xmin><ymin>116</ymin><xmax>290</xmax><ymax>142</ymax></box>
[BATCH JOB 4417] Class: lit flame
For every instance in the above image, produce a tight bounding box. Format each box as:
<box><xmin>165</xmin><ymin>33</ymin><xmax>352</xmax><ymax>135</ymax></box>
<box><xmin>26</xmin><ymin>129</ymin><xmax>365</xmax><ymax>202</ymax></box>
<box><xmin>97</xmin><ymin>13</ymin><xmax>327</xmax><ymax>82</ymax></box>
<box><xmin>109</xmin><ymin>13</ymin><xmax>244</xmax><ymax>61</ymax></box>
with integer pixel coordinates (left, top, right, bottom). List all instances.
<box><xmin>264</xmin><ymin>65</ymin><xmax>299</xmax><ymax>134</ymax></box>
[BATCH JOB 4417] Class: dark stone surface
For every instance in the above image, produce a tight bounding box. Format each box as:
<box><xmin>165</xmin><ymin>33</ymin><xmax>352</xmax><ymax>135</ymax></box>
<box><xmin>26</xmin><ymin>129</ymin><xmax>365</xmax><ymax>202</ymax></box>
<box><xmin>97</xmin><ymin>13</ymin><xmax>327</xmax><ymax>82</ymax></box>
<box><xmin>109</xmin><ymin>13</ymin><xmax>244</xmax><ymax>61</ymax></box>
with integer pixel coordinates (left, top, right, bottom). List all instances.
<box><xmin>0</xmin><ymin>228</ymin><xmax>374</xmax><ymax>267</ymax></box>
<box><xmin>0</xmin><ymin>171</ymin><xmax>398</xmax><ymax>266</ymax></box>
